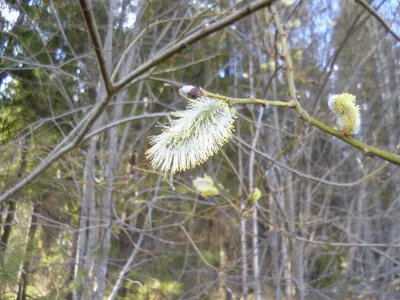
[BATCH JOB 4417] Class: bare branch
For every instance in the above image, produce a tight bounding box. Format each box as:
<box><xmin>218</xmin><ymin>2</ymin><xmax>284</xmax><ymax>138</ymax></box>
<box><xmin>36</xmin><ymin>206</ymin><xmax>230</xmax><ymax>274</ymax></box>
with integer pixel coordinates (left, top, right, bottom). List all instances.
<box><xmin>0</xmin><ymin>0</ymin><xmax>278</xmax><ymax>204</ymax></box>
<box><xmin>83</xmin><ymin>112</ymin><xmax>168</xmax><ymax>141</ymax></box>
<box><xmin>234</xmin><ymin>136</ymin><xmax>386</xmax><ymax>187</ymax></box>
<box><xmin>355</xmin><ymin>0</ymin><xmax>400</xmax><ymax>42</ymax></box>
<box><xmin>277</xmin><ymin>225</ymin><xmax>400</xmax><ymax>248</ymax></box>
<box><xmin>114</xmin><ymin>0</ymin><xmax>278</xmax><ymax>93</ymax></box>
<box><xmin>270</xmin><ymin>5</ymin><xmax>297</xmax><ymax>101</ymax></box>
<box><xmin>201</xmin><ymin>87</ymin><xmax>400</xmax><ymax>166</ymax></box>
<box><xmin>78</xmin><ymin>0</ymin><xmax>114</xmax><ymax>94</ymax></box>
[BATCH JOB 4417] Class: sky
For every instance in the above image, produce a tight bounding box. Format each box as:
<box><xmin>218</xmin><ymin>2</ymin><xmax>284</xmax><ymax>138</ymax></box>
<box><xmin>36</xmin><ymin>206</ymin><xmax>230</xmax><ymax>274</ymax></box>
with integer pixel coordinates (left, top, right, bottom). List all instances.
<box><xmin>1</xmin><ymin>1</ymin><xmax>19</xmax><ymax>28</ymax></box>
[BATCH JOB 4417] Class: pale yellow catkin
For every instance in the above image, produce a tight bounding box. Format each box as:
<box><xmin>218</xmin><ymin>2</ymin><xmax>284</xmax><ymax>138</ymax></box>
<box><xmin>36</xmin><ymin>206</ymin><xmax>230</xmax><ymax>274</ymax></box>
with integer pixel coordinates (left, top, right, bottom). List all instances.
<box><xmin>328</xmin><ymin>93</ymin><xmax>361</xmax><ymax>136</ymax></box>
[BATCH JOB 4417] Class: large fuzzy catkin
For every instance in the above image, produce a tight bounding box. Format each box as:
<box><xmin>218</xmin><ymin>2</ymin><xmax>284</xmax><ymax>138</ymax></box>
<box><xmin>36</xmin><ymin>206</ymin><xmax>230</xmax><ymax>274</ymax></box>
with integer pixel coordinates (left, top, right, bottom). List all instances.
<box><xmin>328</xmin><ymin>93</ymin><xmax>361</xmax><ymax>136</ymax></box>
<box><xmin>146</xmin><ymin>97</ymin><xmax>236</xmax><ymax>173</ymax></box>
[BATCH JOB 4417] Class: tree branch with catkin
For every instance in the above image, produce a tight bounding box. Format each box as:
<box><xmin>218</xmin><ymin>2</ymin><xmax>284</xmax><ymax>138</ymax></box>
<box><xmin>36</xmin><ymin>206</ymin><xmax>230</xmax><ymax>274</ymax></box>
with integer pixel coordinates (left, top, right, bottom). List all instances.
<box><xmin>0</xmin><ymin>0</ymin><xmax>278</xmax><ymax>204</ymax></box>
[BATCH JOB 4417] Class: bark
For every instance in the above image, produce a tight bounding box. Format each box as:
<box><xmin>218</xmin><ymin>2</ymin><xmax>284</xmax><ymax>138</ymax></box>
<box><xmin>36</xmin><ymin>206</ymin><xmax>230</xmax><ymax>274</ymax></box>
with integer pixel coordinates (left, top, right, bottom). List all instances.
<box><xmin>1</xmin><ymin>150</ymin><xmax>27</xmax><ymax>252</ymax></box>
<box><xmin>73</xmin><ymin>124</ymin><xmax>101</xmax><ymax>299</ymax></box>
<box><xmin>270</xmin><ymin>62</ymin><xmax>283</xmax><ymax>300</ymax></box>
<box><xmin>16</xmin><ymin>201</ymin><xmax>39</xmax><ymax>300</ymax></box>
<box><xmin>93</xmin><ymin>1</ymin><xmax>147</xmax><ymax>297</ymax></box>
<box><xmin>0</xmin><ymin>200</ymin><xmax>16</xmax><ymax>252</ymax></box>
<box><xmin>235</xmin><ymin>56</ymin><xmax>249</xmax><ymax>298</ymax></box>
<box><xmin>248</xmin><ymin>44</ymin><xmax>262</xmax><ymax>300</ymax></box>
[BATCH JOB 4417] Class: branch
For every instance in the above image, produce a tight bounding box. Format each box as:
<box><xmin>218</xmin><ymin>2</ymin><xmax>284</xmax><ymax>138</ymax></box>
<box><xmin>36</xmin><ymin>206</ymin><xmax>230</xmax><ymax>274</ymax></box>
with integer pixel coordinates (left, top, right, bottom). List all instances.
<box><xmin>355</xmin><ymin>0</ymin><xmax>400</xmax><ymax>42</ymax></box>
<box><xmin>270</xmin><ymin>5</ymin><xmax>400</xmax><ymax>166</ymax></box>
<box><xmin>293</xmin><ymin>105</ymin><xmax>400</xmax><ymax>166</ymax></box>
<box><xmin>0</xmin><ymin>0</ymin><xmax>278</xmax><ymax>204</ymax></box>
<box><xmin>78</xmin><ymin>0</ymin><xmax>114</xmax><ymax>94</ymax></box>
<box><xmin>271</xmin><ymin>223</ymin><xmax>400</xmax><ymax>248</ymax></box>
<box><xmin>201</xmin><ymin>86</ymin><xmax>400</xmax><ymax>166</ymax></box>
<box><xmin>180</xmin><ymin>225</ymin><xmax>218</xmax><ymax>270</ymax></box>
<box><xmin>234</xmin><ymin>136</ymin><xmax>387</xmax><ymax>187</ymax></box>
<box><xmin>84</xmin><ymin>112</ymin><xmax>168</xmax><ymax>141</ymax></box>
<box><xmin>270</xmin><ymin>5</ymin><xmax>297</xmax><ymax>101</ymax></box>
<box><xmin>201</xmin><ymin>89</ymin><xmax>296</xmax><ymax>107</ymax></box>
<box><xmin>311</xmin><ymin>9</ymin><xmax>365</xmax><ymax>114</ymax></box>
<box><xmin>113</xmin><ymin>0</ymin><xmax>278</xmax><ymax>93</ymax></box>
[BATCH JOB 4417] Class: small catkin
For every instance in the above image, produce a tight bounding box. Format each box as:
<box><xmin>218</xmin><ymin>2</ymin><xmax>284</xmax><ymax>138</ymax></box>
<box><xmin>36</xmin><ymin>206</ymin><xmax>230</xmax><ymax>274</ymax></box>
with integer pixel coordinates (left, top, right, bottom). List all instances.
<box><xmin>328</xmin><ymin>93</ymin><xmax>361</xmax><ymax>136</ymax></box>
<box><xmin>192</xmin><ymin>175</ymin><xmax>219</xmax><ymax>197</ymax></box>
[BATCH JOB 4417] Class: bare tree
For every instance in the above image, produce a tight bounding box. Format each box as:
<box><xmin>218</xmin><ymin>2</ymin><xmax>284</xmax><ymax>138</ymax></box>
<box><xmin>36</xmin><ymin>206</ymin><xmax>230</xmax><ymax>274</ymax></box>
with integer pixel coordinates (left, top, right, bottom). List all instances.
<box><xmin>1</xmin><ymin>0</ymin><xmax>400</xmax><ymax>299</ymax></box>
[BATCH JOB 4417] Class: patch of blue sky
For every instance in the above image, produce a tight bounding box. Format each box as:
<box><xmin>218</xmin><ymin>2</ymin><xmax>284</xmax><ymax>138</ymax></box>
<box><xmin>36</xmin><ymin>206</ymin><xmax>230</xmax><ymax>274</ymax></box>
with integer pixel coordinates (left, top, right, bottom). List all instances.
<box><xmin>190</xmin><ymin>0</ymin><xmax>223</xmax><ymax>11</ymax></box>
<box><xmin>0</xmin><ymin>39</ymin><xmax>8</xmax><ymax>55</ymax></box>
<box><xmin>310</xmin><ymin>0</ymin><xmax>339</xmax><ymax>68</ymax></box>
<box><xmin>55</xmin><ymin>48</ymin><xmax>66</xmax><ymax>61</ymax></box>
<box><xmin>1</xmin><ymin>2</ymin><xmax>50</xmax><ymax>44</ymax></box>
<box><xmin>12</xmin><ymin>44</ymin><xmax>23</xmax><ymax>56</ymax></box>
<box><xmin>115</xmin><ymin>0</ymin><xmax>138</xmax><ymax>30</ymax></box>
<box><xmin>376</xmin><ymin>0</ymin><xmax>400</xmax><ymax>47</ymax></box>
<box><xmin>0</xmin><ymin>75</ymin><xmax>13</xmax><ymax>93</ymax></box>
<box><xmin>123</xmin><ymin>12</ymin><xmax>137</xmax><ymax>29</ymax></box>
<box><xmin>282</xmin><ymin>1</ymin><xmax>340</xmax><ymax>70</ymax></box>
<box><xmin>1</xmin><ymin>2</ymin><xmax>20</xmax><ymax>31</ymax></box>
<box><xmin>0</xmin><ymin>75</ymin><xmax>15</xmax><ymax>102</ymax></box>
<box><xmin>28</xmin><ymin>0</ymin><xmax>39</xmax><ymax>6</ymax></box>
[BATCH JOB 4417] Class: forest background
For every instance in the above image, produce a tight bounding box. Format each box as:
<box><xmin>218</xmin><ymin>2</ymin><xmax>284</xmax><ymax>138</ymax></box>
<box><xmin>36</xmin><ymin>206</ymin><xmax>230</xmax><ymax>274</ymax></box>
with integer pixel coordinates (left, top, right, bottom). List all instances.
<box><xmin>1</xmin><ymin>0</ymin><xmax>400</xmax><ymax>299</ymax></box>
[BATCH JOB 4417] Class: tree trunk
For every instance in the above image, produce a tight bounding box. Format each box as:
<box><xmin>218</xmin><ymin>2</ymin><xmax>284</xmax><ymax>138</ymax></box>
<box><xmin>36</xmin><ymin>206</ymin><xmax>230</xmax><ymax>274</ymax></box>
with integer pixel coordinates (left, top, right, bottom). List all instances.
<box><xmin>16</xmin><ymin>201</ymin><xmax>39</xmax><ymax>300</ymax></box>
<box><xmin>1</xmin><ymin>149</ymin><xmax>27</xmax><ymax>252</ymax></box>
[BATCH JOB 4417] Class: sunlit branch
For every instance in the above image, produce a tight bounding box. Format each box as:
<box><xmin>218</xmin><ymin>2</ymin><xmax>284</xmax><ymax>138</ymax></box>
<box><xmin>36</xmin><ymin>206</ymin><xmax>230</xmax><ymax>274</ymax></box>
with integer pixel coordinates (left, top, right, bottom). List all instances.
<box><xmin>271</xmin><ymin>4</ymin><xmax>400</xmax><ymax>166</ymax></box>
<box><xmin>270</xmin><ymin>221</ymin><xmax>400</xmax><ymax>248</ymax></box>
<box><xmin>270</xmin><ymin>5</ymin><xmax>297</xmax><ymax>101</ymax></box>
<box><xmin>114</xmin><ymin>0</ymin><xmax>278</xmax><ymax>93</ymax></box>
<box><xmin>84</xmin><ymin>112</ymin><xmax>168</xmax><ymax>141</ymax></box>
<box><xmin>234</xmin><ymin>136</ymin><xmax>386</xmax><ymax>187</ymax></box>
<box><xmin>200</xmin><ymin>86</ymin><xmax>400</xmax><ymax>166</ymax></box>
<box><xmin>201</xmin><ymin>89</ymin><xmax>296</xmax><ymax>107</ymax></box>
<box><xmin>355</xmin><ymin>0</ymin><xmax>400</xmax><ymax>42</ymax></box>
<box><xmin>78</xmin><ymin>0</ymin><xmax>114</xmax><ymax>94</ymax></box>
<box><xmin>0</xmin><ymin>0</ymin><xmax>278</xmax><ymax>204</ymax></box>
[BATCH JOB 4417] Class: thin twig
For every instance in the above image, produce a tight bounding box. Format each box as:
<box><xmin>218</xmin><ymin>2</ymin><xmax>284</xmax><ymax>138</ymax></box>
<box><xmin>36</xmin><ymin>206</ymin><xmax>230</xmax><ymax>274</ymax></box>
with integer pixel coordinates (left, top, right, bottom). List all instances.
<box><xmin>78</xmin><ymin>0</ymin><xmax>114</xmax><ymax>94</ymax></box>
<box><xmin>180</xmin><ymin>225</ymin><xmax>218</xmax><ymax>270</ymax></box>
<box><xmin>355</xmin><ymin>0</ymin><xmax>400</xmax><ymax>42</ymax></box>
<box><xmin>270</xmin><ymin>5</ymin><xmax>297</xmax><ymax>101</ymax></box>
<box><xmin>293</xmin><ymin>106</ymin><xmax>400</xmax><ymax>166</ymax></box>
<box><xmin>271</xmin><ymin>223</ymin><xmax>400</xmax><ymax>248</ymax></box>
<box><xmin>84</xmin><ymin>112</ymin><xmax>168</xmax><ymax>140</ymax></box>
<box><xmin>271</xmin><ymin>4</ymin><xmax>400</xmax><ymax>166</ymax></box>
<box><xmin>201</xmin><ymin>87</ymin><xmax>400</xmax><ymax>166</ymax></box>
<box><xmin>0</xmin><ymin>0</ymin><xmax>278</xmax><ymax>204</ymax></box>
<box><xmin>234</xmin><ymin>136</ymin><xmax>385</xmax><ymax>187</ymax></box>
<box><xmin>114</xmin><ymin>0</ymin><xmax>278</xmax><ymax>92</ymax></box>
<box><xmin>202</xmin><ymin>89</ymin><xmax>296</xmax><ymax>107</ymax></box>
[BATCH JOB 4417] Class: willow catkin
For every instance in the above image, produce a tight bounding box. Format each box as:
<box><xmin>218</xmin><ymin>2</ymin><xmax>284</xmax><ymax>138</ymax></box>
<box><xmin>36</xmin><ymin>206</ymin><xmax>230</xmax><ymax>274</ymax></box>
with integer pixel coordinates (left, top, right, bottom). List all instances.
<box><xmin>146</xmin><ymin>97</ymin><xmax>236</xmax><ymax>173</ymax></box>
<box><xmin>328</xmin><ymin>93</ymin><xmax>361</xmax><ymax>136</ymax></box>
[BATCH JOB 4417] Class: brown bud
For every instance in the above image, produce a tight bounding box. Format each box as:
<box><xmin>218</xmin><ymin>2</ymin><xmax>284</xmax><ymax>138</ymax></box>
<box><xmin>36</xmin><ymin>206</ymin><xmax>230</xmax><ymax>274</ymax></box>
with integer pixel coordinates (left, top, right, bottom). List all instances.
<box><xmin>187</xmin><ymin>86</ymin><xmax>203</xmax><ymax>99</ymax></box>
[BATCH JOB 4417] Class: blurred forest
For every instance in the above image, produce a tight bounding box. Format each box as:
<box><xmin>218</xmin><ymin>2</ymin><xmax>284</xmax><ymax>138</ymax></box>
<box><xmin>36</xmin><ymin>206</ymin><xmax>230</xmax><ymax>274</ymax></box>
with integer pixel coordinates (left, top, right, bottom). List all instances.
<box><xmin>1</xmin><ymin>0</ymin><xmax>400</xmax><ymax>299</ymax></box>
